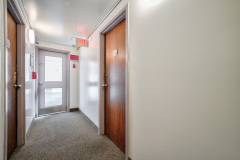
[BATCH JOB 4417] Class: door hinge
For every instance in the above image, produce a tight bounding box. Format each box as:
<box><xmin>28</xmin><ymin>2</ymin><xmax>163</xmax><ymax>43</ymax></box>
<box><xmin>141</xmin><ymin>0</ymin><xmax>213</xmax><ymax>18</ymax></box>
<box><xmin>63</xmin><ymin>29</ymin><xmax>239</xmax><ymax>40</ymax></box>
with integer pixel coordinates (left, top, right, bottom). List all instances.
<box><xmin>7</xmin><ymin>39</ymin><xmax>10</xmax><ymax>48</ymax></box>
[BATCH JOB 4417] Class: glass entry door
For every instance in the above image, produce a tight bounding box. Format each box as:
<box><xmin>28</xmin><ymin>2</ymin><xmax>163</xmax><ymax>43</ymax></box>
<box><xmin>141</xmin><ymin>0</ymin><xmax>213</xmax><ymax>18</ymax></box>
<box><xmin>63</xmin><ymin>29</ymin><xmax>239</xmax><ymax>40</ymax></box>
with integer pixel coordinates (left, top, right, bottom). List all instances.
<box><xmin>38</xmin><ymin>50</ymin><xmax>67</xmax><ymax>115</ymax></box>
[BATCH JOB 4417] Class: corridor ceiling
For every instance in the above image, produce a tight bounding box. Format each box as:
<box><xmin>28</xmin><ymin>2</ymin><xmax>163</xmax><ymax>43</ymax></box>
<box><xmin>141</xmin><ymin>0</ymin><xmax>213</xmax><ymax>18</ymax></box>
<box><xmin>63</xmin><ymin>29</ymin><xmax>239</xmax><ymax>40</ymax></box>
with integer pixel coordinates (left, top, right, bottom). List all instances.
<box><xmin>21</xmin><ymin>0</ymin><xmax>120</xmax><ymax>46</ymax></box>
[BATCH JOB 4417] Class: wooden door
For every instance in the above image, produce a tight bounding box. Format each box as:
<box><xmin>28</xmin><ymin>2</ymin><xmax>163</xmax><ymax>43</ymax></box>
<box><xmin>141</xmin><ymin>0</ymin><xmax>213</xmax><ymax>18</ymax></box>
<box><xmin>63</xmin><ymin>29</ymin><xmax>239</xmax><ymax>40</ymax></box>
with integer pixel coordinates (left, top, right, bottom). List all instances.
<box><xmin>7</xmin><ymin>10</ymin><xmax>17</xmax><ymax>159</ymax></box>
<box><xmin>105</xmin><ymin>19</ymin><xmax>126</xmax><ymax>152</ymax></box>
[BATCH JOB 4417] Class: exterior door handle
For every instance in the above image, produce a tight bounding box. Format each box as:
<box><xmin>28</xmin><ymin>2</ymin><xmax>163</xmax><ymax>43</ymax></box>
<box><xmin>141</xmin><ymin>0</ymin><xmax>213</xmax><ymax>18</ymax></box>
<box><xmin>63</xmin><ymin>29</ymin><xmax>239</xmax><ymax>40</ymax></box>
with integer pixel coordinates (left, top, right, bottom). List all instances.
<box><xmin>14</xmin><ymin>84</ymin><xmax>21</xmax><ymax>89</ymax></box>
<box><xmin>102</xmin><ymin>84</ymin><xmax>107</xmax><ymax>87</ymax></box>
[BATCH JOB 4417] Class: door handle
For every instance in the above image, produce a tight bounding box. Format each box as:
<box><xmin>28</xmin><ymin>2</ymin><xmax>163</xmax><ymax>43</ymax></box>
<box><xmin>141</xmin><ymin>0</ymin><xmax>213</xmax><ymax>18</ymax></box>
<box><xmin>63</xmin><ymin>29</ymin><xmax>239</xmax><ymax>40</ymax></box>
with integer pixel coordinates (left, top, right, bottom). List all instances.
<box><xmin>14</xmin><ymin>84</ymin><xmax>21</xmax><ymax>89</ymax></box>
<box><xmin>102</xmin><ymin>84</ymin><xmax>108</xmax><ymax>87</ymax></box>
<box><xmin>39</xmin><ymin>82</ymin><xmax>43</xmax><ymax>85</ymax></box>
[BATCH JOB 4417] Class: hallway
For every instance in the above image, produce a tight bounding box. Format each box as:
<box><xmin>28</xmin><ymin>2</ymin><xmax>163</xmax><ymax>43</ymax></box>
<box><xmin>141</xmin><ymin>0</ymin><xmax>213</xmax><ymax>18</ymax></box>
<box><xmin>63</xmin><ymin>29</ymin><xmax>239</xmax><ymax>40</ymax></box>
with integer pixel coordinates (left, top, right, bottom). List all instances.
<box><xmin>1</xmin><ymin>0</ymin><xmax>240</xmax><ymax>159</ymax></box>
<box><xmin>10</xmin><ymin>112</ymin><xmax>125</xmax><ymax>160</ymax></box>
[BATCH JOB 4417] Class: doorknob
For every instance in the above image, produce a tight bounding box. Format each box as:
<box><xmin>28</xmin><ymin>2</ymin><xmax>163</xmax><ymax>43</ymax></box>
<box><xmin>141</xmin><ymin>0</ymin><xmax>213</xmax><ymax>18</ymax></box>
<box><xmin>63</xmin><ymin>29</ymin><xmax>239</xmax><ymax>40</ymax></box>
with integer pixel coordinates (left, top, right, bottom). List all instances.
<box><xmin>102</xmin><ymin>84</ymin><xmax>108</xmax><ymax>87</ymax></box>
<box><xmin>39</xmin><ymin>82</ymin><xmax>43</xmax><ymax>85</ymax></box>
<box><xmin>14</xmin><ymin>84</ymin><xmax>21</xmax><ymax>89</ymax></box>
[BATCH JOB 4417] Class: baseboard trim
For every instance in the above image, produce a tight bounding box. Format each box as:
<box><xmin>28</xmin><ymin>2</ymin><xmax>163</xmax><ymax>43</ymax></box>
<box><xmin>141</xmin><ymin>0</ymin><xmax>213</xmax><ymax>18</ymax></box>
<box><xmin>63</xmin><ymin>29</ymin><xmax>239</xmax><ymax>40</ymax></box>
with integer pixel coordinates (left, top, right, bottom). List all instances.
<box><xmin>70</xmin><ymin>108</ymin><xmax>79</xmax><ymax>112</ymax></box>
<box><xmin>26</xmin><ymin>116</ymin><xmax>35</xmax><ymax>140</ymax></box>
<box><xmin>79</xmin><ymin>108</ymin><xmax>98</xmax><ymax>132</ymax></box>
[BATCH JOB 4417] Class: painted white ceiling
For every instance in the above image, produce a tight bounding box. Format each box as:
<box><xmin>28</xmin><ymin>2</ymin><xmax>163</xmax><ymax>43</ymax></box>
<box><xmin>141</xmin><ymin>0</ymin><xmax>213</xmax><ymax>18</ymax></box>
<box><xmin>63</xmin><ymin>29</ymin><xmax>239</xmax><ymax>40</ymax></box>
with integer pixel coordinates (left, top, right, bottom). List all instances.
<box><xmin>21</xmin><ymin>0</ymin><xmax>119</xmax><ymax>46</ymax></box>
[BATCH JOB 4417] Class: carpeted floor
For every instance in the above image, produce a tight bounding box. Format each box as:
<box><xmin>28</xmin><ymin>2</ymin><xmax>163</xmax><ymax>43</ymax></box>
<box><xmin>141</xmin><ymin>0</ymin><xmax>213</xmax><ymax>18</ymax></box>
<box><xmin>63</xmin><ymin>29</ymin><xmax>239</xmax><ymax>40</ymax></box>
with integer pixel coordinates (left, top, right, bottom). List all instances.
<box><xmin>10</xmin><ymin>112</ymin><xmax>125</xmax><ymax>160</ymax></box>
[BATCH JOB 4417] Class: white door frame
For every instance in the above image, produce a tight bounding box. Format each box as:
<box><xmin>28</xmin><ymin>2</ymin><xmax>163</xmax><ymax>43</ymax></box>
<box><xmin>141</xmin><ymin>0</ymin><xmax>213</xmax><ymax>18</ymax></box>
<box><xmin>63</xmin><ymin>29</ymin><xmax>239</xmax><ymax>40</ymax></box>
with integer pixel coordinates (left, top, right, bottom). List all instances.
<box><xmin>99</xmin><ymin>4</ymin><xmax>129</xmax><ymax>160</ymax></box>
<box><xmin>35</xmin><ymin>46</ymin><xmax>70</xmax><ymax>117</ymax></box>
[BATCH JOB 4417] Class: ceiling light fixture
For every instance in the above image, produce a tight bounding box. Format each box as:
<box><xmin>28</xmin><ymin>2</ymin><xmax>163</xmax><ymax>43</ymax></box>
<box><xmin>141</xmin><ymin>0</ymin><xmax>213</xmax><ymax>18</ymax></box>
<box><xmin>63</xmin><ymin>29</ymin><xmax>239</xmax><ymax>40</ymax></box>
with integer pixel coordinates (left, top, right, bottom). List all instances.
<box><xmin>29</xmin><ymin>29</ymin><xmax>35</xmax><ymax>44</ymax></box>
<box><xmin>144</xmin><ymin>0</ymin><xmax>164</xmax><ymax>6</ymax></box>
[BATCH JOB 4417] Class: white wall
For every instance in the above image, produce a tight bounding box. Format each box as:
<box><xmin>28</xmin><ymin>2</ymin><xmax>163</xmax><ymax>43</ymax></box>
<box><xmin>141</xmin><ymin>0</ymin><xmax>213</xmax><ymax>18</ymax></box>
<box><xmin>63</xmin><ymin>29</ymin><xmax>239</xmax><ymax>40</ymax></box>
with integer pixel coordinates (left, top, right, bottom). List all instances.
<box><xmin>79</xmin><ymin>45</ymin><xmax>99</xmax><ymax>126</ymax></box>
<box><xmin>0</xmin><ymin>0</ymin><xmax>5</xmax><ymax>159</ymax></box>
<box><xmin>25</xmin><ymin>27</ymin><xmax>36</xmax><ymax>134</ymax></box>
<box><xmin>36</xmin><ymin>41</ymin><xmax>79</xmax><ymax>109</ymax></box>
<box><xmin>79</xmin><ymin>0</ymin><xmax>240</xmax><ymax>159</ymax></box>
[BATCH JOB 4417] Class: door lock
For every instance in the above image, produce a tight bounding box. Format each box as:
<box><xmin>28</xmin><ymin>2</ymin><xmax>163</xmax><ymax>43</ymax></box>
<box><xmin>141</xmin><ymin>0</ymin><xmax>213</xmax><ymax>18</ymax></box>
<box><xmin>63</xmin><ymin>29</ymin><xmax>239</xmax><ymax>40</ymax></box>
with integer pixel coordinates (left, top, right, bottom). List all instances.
<box><xmin>14</xmin><ymin>84</ymin><xmax>21</xmax><ymax>89</ymax></box>
<box><xmin>102</xmin><ymin>84</ymin><xmax>108</xmax><ymax>87</ymax></box>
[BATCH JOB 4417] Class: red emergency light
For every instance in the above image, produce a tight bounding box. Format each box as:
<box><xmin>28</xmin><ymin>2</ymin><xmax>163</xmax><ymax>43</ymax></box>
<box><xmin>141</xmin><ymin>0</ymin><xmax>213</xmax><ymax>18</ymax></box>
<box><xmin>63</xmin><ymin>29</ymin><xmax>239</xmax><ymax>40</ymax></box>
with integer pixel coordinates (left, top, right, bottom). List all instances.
<box><xmin>32</xmin><ymin>72</ymin><xmax>37</xmax><ymax>79</ymax></box>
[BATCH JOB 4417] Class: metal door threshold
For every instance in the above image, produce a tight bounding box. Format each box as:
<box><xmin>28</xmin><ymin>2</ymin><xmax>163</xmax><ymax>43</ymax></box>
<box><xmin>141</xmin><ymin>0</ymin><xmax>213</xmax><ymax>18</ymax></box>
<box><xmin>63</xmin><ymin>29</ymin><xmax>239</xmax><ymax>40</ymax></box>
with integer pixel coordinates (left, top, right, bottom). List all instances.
<box><xmin>37</xmin><ymin>111</ymin><xmax>67</xmax><ymax>118</ymax></box>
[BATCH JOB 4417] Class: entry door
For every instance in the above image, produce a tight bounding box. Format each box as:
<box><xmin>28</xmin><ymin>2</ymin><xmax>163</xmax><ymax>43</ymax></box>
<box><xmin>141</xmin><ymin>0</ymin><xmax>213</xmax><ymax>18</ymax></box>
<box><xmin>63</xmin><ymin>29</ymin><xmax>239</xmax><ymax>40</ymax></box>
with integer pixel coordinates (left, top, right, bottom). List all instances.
<box><xmin>38</xmin><ymin>50</ymin><xmax>67</xmax><ymax>115</ymax></box>
<box><xmin>7</xmin><ymin>10</ymin><xmax>17</xmax><ymax>159</ymax></box>
<box><xmin>105</xmin><ymin>19</ymin><xmax>126</xmax><ymax>152</ymax></box>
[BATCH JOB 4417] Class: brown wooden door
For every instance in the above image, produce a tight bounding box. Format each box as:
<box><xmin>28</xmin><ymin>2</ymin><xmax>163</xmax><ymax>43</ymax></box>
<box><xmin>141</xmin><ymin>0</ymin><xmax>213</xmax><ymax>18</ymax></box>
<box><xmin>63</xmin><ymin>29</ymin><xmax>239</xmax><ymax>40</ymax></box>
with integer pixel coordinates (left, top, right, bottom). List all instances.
<box><xmin>105</xmin><ymin>19</ymin><xmax>126</xmax><ymax>152</ymax></box>
<box><xmin>7</xmin><ymin>10</ymin><xmax>17</xmax><ymax>159</ymax></box>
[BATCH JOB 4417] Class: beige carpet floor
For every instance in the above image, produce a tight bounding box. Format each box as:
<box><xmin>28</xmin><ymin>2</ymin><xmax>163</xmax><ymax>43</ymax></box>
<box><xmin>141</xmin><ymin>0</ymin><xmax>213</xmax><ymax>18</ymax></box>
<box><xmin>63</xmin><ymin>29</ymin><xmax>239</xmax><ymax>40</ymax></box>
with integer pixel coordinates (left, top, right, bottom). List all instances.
<box><xmin>10</xmin><ymin>112</ymin><xmax>125</xmax><ymax>160</ymax></box>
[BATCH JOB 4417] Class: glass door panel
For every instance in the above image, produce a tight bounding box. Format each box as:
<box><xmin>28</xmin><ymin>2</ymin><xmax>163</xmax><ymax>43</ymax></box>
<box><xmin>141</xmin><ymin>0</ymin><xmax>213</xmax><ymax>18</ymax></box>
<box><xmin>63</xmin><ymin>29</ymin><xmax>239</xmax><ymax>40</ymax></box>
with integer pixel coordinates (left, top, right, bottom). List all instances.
<box><xmin>45</xmin><ymin>88</ymin><xmax>62</xmax><ymax>107</ymax></box>
<box><xmin>45</xmin><ymin>56</ymin><xmax>62</xmax><ymax>81</ymax></box>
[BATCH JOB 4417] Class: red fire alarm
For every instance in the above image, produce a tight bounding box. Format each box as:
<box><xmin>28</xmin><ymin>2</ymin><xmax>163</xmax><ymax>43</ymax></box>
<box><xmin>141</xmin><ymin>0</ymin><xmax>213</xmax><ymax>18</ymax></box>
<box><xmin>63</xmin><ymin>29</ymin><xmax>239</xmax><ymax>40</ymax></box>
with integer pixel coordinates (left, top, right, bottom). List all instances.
<box><xmin>73</xmin><ymin>64</ymin><xmax>76</xmax><ymax>68</ymax></box>
<box><xmin>32</xmin><ymin>72</ymin><xmax>37</xmax><ymax>79</ymax></box>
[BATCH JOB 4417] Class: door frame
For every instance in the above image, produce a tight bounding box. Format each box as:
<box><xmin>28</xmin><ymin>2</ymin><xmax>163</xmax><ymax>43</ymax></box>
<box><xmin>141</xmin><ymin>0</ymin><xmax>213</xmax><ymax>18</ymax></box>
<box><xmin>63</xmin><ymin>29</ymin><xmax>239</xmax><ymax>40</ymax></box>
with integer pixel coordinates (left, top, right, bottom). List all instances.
<box><xmin>4</xmin><ymin>0</ymin><xmax>26</xmax><ymax>159</ymax></box>
<box><xmin>99</xmin><ymin>4</ymin><xmax>129</xmax><ymax>159</ymax></box>
<box><xmin>35</xmin><ymin>46</ymin><xmax>70</xmax><ymax>117</ymax></box>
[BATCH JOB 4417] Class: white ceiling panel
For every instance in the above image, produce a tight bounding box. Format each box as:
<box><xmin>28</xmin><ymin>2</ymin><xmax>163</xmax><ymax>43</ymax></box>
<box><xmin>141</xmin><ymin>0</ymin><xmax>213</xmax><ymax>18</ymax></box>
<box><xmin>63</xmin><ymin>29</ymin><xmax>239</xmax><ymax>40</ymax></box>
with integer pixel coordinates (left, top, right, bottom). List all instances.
<box><xmin>21</xmin><ymin>0</ymin><xmax>120</xmax><ymax>46</ymax></box>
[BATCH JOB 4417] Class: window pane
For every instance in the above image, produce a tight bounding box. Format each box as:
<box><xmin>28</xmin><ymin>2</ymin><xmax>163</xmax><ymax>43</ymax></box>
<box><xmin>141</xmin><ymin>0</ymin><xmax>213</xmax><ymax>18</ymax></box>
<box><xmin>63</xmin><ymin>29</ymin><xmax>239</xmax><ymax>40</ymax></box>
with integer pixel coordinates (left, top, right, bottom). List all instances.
<box><xmin>45</xmin><ymin>88</ymin><xmax>62</xmax><ymax>107</ymax></box>
<box><xmin>45</xmin><ymin>56</ymin><xmax>62</xmax><ymax>81</ymax></box>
